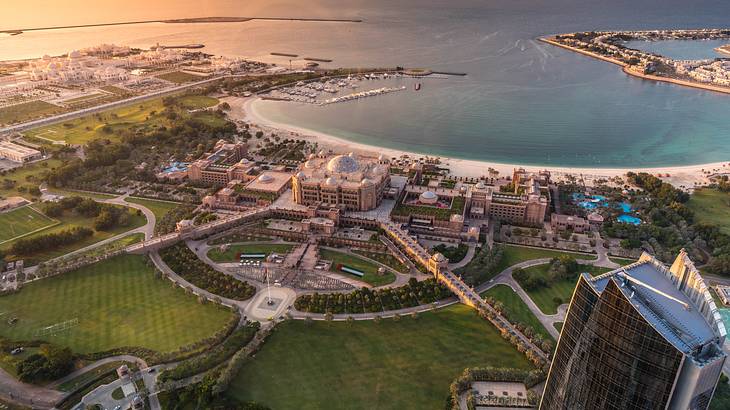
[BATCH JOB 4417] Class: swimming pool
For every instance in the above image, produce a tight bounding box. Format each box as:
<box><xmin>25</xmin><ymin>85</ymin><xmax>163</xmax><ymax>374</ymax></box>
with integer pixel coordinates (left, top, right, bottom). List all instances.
<box><xmin>617</xmin><ymin>214</ymin><xmax>642</xmax><ymax>225</ymax></box>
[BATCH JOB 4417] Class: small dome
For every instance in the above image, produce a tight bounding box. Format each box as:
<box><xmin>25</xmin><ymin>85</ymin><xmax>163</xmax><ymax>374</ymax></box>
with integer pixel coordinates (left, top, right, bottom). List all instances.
<box><xmin>308</xmin><ymin>153</ymin><xmax>316</xmax><ymax>160</ymax></box>
<box><xmin>378</xmin><ymin>154</ymin><xmax>386</xmax><ymax>162</ymax></box>
<box><xmin>475</xmin><ymin>181</ymin><xmax>486</xmax><ymax>189</ymax></box>
<box><xmin>326</xmin><ymin>154</ymin><xmax>359</xmax><ymax>174</ymax></box>
<box><xmin>324</xmin><ymin>177</ymin><xmax>338</xmax><ymax>187</ymax></box>
<box><xmin>68</xmin><ymin>50</ymin><xmax>81</xmax><ymax>59</ymax></box>
<box><xmin>360</xmin><ymin>178</ymin><xmax>373</xmax><ymax>186</ymax></box>
<box><xmin>431</xmin><ymin>253</ymin><xmax>447</xmax><ymax>263</ymax></box>
<box><xmin>419</xmin><ymin>191</ymin><xmax>438</xmax><ymax>204</ymax></box>
<box><xmin>348</xmin><ymin>152</ymin><xmax>356</xmax><ymax>158</ymax></box>
<box><xmin>257</xmin><ymin>174</ymin><xmax>273</xmax><ymax>183</ymax></box>
<box><xmin>295</xmin><ymin>171</ymin><xmax>306</xmax><ymax>179</ymax></box>
<box><xmin>318</xmin><ymin>150</ymin><xmax>326</xmax><ymax>157</ymax></box>
<box><xmin>304</xmin><ymin>160</ymin><xmax>315</xmax><ymax>169</ymax></box>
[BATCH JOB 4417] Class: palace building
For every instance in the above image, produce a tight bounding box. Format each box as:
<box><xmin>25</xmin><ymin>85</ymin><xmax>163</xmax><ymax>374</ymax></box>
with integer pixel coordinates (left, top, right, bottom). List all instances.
<box><xmin>292</xmin><ymin>152</ymin><xmax>391</xmax><ymax>212</ymax></box>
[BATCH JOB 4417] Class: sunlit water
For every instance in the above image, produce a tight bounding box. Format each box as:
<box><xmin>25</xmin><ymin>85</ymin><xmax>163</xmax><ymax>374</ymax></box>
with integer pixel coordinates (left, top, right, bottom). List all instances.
<box><xmin>2</xmin><ymin>0</ymin><xmax>730</xmax><ymax>167</ymax></box>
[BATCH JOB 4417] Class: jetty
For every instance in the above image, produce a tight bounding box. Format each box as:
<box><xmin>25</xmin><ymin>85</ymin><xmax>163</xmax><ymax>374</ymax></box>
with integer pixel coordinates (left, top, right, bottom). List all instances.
<box><xmin>304</xmin><ymin>57</ymin><xmax>333</xmax><ymax>63</ymax></box>
<box><xmin>271</xmin><ymin>53</ymin><xmax>299</xmax><ymax>57</ymax></box>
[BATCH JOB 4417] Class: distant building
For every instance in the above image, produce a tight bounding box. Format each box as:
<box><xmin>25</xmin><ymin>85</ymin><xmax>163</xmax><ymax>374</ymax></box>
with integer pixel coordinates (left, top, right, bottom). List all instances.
<box><xmin>0</xmin><ymin>197</ymin><xmax>29</xmax><ymax>212</ymax></box>
<box><xmin>187</xmin><ymin>140</ymin><xmax>250</xmax><ymax>185</ymax></box>
<box><xmin>292</xmin><ymin>152</ymin><xmax>391</xmax><ymax>212</ymax></box>
<box><xmin>0</xmin><ymin>141</ymin><xmax>42</xmax><ymax>163</ymax></box>
<box><xmin>541</xmin><ymin>250</ymin><xmax>727</xmax><ymax>410</ymax></box>
<box><xmin>550</xmin><ymin>214</ymin><xmax>589</xmax><ymax>233</ymax></box>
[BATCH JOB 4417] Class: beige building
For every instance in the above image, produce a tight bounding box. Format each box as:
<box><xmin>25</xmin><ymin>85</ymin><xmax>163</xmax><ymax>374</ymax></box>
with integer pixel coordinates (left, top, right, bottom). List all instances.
<box><xmin>187</xmin><ymin>140</ymin><xmax>250</xmax><ymax>185</ymax></box>
<box><xmin>0</xmin><ymin>141</ymin><xmax>42</xmax><ymax>163</ymax></box>
<box><xmin>468</xmin><ymin>180</ymin><xmax>548</xmax><ymax>226</ymax></box>
<box><xmin>292</xmin><ymin>152</ymin><xmax>390</xmax><ymax>212</ymax></box>
<box><xmin>551</xmin><ymin>213</ymin><xmax>589</xmax><ymax>233</ymax></box>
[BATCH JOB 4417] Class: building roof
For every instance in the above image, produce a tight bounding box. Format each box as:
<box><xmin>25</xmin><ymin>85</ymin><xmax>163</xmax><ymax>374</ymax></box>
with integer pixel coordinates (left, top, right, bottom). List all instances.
<box><xmin>245</xmin><ymin>171</ymin><xmax>291</xmax><ymax>193</ymax></box>
<box><xmin>326</xmin><ymin>154</ymin><xmax>360</xmax><ymax>174</ymax></box>
<box><xmin>587</xmin><ymin>252</ymin><xmax>725</xmax><ymax>357</ymax></box>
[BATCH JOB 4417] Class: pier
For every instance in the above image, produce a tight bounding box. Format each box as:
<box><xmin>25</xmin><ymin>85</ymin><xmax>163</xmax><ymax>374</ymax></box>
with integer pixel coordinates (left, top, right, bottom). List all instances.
<box><xmin>271</xmin><ymin>52</ymin><xmax>299</xmax><ymax>57</ymax></box>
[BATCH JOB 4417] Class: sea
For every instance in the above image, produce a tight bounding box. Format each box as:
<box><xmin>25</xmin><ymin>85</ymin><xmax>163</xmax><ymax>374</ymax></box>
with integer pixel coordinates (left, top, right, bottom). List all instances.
<box><xmin>1</xmin><ymin>0</ymin><xmax>730</xmax><ymax>169</ymax></box>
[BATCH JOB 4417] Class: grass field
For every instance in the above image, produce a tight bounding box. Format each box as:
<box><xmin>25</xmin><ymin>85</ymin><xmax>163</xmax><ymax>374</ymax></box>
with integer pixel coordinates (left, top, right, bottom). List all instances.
<box><xmin>0</xmin><ymin>347</ymin><xmax>40</xmax><ymax>378</ymax></box>
<box><xmin>124</xmin><ymin>197</ymin><xmax>181</xmax><ymax>227</ymax></box>
<box><xmin>320</xmin><ymin>248</ymin><xmax>396</xmax><ymax>286</ymax></box>
<box><xmin>495</xmin><ymin>245</ymin><xmax>597</xmax><ymax>274</ymax></box>
<box><xmin>0</xmin><ymin>100</ymin><xmax>63</xmax><ymax>125</ymax></box>
<box><xmin>0</xmin><ymin>205</ymin><xmax>58</xmax><ymax>243</ymax></box>
<box><xmin>689</xmin><ymin>188</ymin><xmax>730</xmax><ymax>235</ymax></box>
<box><xmin>228</xmin><ymin>304</ymin><xmax>532</xmax><ymax>410</ymax></box>
<box><xmin>156</xmin><ymin>71</ymin><xmax>207</xmax><ymax>84</ymax></box>
<box><xmin>516</xmin><ymin>263</ymin><xmax>612</xmax><ymax>315</ymax></box>
<box><xmin>554</xmin><ymin>322</ymin><xmax>563</xmax><ymax>332</ymax></box>
<box><xmin>47</xmin><ymin>188</ymin><xmax>117</xmax><ymax>201</ymax></box>
<box><xmin>609</xmin><ymin>256</ymin><xmax>636</xmax><ymax>265</ymax></box>
<box><xmin>0</xmin><ymin>158</ymin><xmax>63</xmax><ymax>200</ymax></box>
<box><xmin>23</xmin><ymin>95</ymin><xmax>218</xmax><ymax>146</ymax></box>
<box><xmin>0</xmin><ymin>255</ymin><xmax>234</xmax><ymax>354</ymax></box>
<box><xmin>481</xmin><ymin>284</ymin><xmax>553</xmax><ymax>341</ymax></box>
<box><xmin>207</xmin><ymin>243</ymin><xmax>295</xmax><ymax>262</ymax></box>
<box><xmin>1</xmin><ymin>204</ymin><xmax>146</xmax><ymax>264</ymax></box>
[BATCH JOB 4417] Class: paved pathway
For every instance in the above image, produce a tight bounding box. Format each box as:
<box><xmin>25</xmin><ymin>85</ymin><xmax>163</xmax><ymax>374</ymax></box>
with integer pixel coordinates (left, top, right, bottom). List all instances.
<box><xmin>448</xmin><ymin>243</ymin><xmax>477</xmax><ymax>270</ymax></box>
<box><xmin>0</xmin><ymin>368</ymin><xmax>63</xmax><ymax>409</ymax></box>
<box><xmin>46</xmin><ymin>355</ymin><xmax>148</xmax><ymax>390</ymax></box>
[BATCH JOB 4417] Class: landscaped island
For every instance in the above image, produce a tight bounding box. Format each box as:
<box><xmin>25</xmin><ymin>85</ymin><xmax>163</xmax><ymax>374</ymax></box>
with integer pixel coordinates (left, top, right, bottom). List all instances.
<box><xmin>541</xmin><ymin>29</ymin><xmax>730</xmax><ymax>94</ymax></box>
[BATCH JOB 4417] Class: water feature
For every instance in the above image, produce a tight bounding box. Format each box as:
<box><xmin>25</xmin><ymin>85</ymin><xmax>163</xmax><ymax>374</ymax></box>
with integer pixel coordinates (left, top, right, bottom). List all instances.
<box><xmin>3</xmin><ymin>0</ymin><xmax>730</xmax><ymax>167</ymax></box>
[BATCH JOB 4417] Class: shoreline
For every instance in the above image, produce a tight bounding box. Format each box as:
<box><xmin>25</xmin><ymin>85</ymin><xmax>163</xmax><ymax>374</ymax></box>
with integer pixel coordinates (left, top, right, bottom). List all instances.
<box><xmin>232</xmin><ymin>97</ymin><xmax>729</xmax><ymax>189</ymax></box>
<box><xmin>539</xmin><ymin>37</ymin><xmax>730</xmax><ymax>96</ymax></box>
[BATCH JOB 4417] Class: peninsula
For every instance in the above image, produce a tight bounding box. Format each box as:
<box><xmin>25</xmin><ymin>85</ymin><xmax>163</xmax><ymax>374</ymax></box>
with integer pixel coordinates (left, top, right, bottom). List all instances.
<box><xmin>541</xmin><ymin>29</ymin><xmax>730</xmax><ymax>95</ymax></box>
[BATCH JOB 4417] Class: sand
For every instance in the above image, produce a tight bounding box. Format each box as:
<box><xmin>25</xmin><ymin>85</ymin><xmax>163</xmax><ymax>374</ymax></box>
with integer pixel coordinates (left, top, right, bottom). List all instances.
<box><xmin>224</xmin><ymin>96</ymin><xmax>730</xmax><ymax>189</ymax></box>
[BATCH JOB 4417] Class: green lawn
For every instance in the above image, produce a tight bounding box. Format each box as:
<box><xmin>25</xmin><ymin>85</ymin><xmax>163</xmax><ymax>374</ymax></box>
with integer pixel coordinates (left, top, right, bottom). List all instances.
<box><xmin>0</xmin><ymin>158</ymin><xmax>64</xmax><ymax>201</ymax></box>
<box><xmin>554</xmin><ymin>322</ymin><xmax>563</xmax><ymax>333</ymax></box>
<box><xmin>688</xmin><ymin>188</ymin><xmax>730</xmax><ymax>235</ymax></box>
<box><xmin>0</xmin><ymin>205</ymin><xmax>58</xmax><ymax>243</ymax></box>
<box><xmin>0</xmin><ymin>255</ymin><xmax>233</xmax><ymax>354</ymax></box>
<box><xmin>207</xmin><ymin>243</ymin><xmax>295</xmax><ymax>262</ymax></box>
<box><xmin>23</xmin><ymin>95</ymin><xmax>218</xmax><ymax>146</ymax></box>
<box><xmin>228</xmin><ymin>304</ymin><xmax>532</xmax><ymax>410</ymax></box>
<box><xmin>481</xmin><ymin>284</ymin><xmax>553</xmax><ymax>341</ymax></box>
<box><xmin>58</xmin><ymin>360</ymin><xmax>131</xmax><ymax>392</ymax></box>
<box><xmin>1</xmin><ymin>204</ymin><xmax>147</xmax><ymax>265</ymax></box>
<box><xmin>47</xmin><ymin>188</ymin><xmax>117</xmax><ymax>201</ymax></box>
<box><xmin>124</xmin><ymin>197</ymin><xmax>181</xmax><ymax>227</ymax></box>
<box><xmin>496</xmin><ymin>245</ymin><xmax>597</xmax><ymax>274</ymax></box>
<box><xmin>156</xmin><ymin>71</ymin><xmax>207</xmax><ymax>84</ymax></box>
<box><xmin>517</xmin><ymin>263</ymin><xmax>612</xmax><ymax>315</ymax></box>
<box><xmin>0</xmin><ymin>100</ymin><xmax>63</xmax><ymax>125</ymax></box>
<box><xmin>609</xmin><ymin>256</ymin><xmax>636</xmax><ymax>266</ymax></box>
<box><xmin>319</xmin><ymin>248</ymin><xmax>396</xmax><ymax>287</ymax></box>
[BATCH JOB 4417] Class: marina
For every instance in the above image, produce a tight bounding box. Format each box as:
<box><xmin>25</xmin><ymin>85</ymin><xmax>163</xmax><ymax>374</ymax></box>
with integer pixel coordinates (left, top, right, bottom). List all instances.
<box><xmin>261</xmin><ymin>73</ymin><xmax>410</xmax><ymax>105</ymax></box>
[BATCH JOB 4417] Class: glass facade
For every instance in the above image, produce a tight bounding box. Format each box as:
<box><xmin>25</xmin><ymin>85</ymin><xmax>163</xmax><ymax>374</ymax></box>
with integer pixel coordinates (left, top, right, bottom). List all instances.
<box><xmin>541</xmin><ymin>277</ymin><xmax>684</xmax><ymax>410</ymax></box>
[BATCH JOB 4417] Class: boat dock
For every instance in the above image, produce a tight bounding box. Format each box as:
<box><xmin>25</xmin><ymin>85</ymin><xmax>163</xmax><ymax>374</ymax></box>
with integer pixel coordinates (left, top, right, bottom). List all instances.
<box><xmin>271</xmin><ymin>52</ymin><xmax>299</xmax><ymax>57</ymax></box>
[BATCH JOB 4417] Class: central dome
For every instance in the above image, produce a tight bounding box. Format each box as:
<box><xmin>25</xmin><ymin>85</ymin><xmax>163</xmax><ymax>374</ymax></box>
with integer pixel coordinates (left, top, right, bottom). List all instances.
<box><xmin>326</xmin><ymin>154</ymin><xmax>359</xmax><ymax>174</ymax></box>
<box><xmin>419</xmin><ymin>191</ymin><xmax>438</xmax><ymax>204</ymax></box>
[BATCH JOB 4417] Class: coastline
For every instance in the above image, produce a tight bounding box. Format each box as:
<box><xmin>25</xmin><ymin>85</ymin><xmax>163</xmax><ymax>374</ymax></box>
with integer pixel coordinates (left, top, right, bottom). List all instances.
<box><xmin>539</xmin><ymin>37</ymin><xmax>730</xmax><ymax>96</ymax></box>
<box><xmin>231</xmin><ymin>96</ymin><xmax>729</xmax><ymax>189</ymax></box>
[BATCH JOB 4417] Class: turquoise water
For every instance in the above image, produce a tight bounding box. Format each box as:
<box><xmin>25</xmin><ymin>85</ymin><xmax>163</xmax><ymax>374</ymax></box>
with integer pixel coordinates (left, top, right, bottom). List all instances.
<box><xmin>617</xmin><ymin>214</ymin><xmax>642</xmax><ymax>225</ymax></box>
<box><xmin>3</xmin><ymin>0</ymin><xmax>730</xmax><ymax>167</ymax></box>
<box><xmin>720</xmin><ymin>309</ymin><xmax>730</xmax><ymax>332</ymax></box>
<box><xmin>624</xmin><ymin>39</ymin><xmax>728</xmax><ymax>60</ymax></box>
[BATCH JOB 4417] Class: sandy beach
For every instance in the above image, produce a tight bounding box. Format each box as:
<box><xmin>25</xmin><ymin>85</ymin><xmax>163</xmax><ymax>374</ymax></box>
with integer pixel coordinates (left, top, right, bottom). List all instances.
<box><xmin>226</xmin><ymin>96</ymin><xmax>729</xmax><ymax>189</ymax></box>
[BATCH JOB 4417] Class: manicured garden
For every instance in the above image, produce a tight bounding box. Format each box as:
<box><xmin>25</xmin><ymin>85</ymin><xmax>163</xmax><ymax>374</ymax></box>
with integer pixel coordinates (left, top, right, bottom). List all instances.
<box><xmin>207</xmin><ymin>243</ymin><xmax>295</xmax><ymax>262</ymax></box>
<box><xmin>481</xmin><ymin>284</ymin><xmax>553</xmax><ymax>341</ymax></box>
<box><xmin>227</xmin><ymin>304</ymin><xmax>532</xmax><ymax>410</ymax></box>
<box><xmin>319</xmin><ymin>248</ymin><xmax>396</xmax><ymax>286</ymax></box>
<box><xmin>515</xmin><ymin>262</ymin><xmax>611</xmax><ymax>315</ymax></box>
<box><xmin>1</xmin><ymin>201</ymin><xmax>146</xmax><ymax>264</ymax></box>
<box><xmin>124</xmin><ymin>197</ymin><xmax>181</xmax><ymax>227</ymax></box>
<box><xmin>23</xmin><ymin>95</ymin><xmax>219</xmax><ymax>146</ymax></box>
<box><xmin>0</xmin><ymin>255</ymin><xmax>234</xmax><ymax>353</ymax></box>
<box><xmin>688</xmin><ymin>188</ymin><xmax>730</xmax><ymax>235</ymax></box>
<box><xmin>0</xmin><ymin>158</ymin><xmax>63</xmax><ymax>200</ymax></box>
<box><xmin>496</xmin><ymin>245</ymin><xmax>596</xmax><ymax>274</ymax></box>
<box><xmin>0</xmin><ymin>205</ymin><xmax>57</xmax><ymax>243</ymax></box>
<box><xmin>161</xmin><ymin>244</ymin><xmax>256</xmax><ymax>301</ymax></box>
<box><xmin>353</xmin><ymin>250</ymin><xmax>409</xmax><ymax>273</ymax></box>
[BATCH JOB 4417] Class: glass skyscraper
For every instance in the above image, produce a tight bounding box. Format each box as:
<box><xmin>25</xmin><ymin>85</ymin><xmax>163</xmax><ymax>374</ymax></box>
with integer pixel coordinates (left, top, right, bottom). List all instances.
<box><xmin>541</xmin><ymin>250</ymin><xmax>727</xmax><ymax>410</ymax></box>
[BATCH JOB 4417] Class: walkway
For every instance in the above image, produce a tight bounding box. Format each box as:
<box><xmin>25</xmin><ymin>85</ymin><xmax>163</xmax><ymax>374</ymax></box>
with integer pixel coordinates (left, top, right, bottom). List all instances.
<box><xmin>46</xmin><ymin>355</ymin><xmax>148</xmax><ymax>390</ymax></box>
<box><xmin>0</xmin><ymin>368</ymin><xmax>63</xmax><ymax>409</ymax></box>
<box><xmin>448</xmin><ymin>243</ymin><xmax>477</xmax><ymax>270</ymax></box>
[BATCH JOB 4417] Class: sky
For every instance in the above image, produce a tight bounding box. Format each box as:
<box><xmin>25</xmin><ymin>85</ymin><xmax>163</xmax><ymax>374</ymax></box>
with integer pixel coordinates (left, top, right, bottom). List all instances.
<box><xmin>0</xmin><ymin>0</ymin><xmax>353</xmax><ymax>31</ymax></box>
